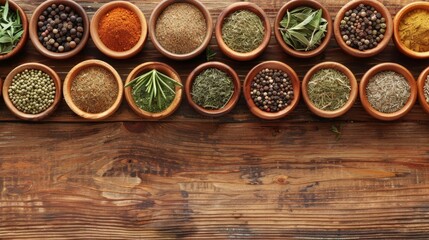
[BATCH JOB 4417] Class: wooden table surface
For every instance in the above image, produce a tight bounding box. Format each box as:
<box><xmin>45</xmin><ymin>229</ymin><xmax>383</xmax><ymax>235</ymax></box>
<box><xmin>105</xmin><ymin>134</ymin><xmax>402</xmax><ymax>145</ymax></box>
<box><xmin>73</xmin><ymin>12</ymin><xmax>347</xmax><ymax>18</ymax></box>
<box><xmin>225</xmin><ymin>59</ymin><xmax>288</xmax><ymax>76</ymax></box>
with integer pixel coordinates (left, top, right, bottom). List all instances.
<box><xmin>2</xmin><ymin>0</ymin><xmax>429</xmax><ymax>239</ymax></box>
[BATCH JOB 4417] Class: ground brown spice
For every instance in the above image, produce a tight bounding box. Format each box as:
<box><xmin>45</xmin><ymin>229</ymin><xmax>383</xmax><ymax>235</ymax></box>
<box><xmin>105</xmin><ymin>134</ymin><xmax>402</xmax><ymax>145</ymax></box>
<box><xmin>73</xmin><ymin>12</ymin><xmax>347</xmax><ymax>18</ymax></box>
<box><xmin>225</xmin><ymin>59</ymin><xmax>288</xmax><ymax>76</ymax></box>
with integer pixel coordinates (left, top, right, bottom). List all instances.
<box><xmin>155</xmin><ymin>3</ymin><xmax>206</xmax><ymax>54</ymax></box>
<box><xmin>71</xmin><ymin>66</ymin><xmax>118</xmax><ymax>113</ymax></box>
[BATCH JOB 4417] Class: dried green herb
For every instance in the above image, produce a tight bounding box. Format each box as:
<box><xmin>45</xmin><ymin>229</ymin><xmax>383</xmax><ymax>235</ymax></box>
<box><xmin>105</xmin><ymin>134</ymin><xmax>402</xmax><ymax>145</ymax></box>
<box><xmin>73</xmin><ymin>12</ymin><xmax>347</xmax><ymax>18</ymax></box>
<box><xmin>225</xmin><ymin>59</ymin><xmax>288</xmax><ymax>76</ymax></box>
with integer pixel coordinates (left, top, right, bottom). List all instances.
<box><xmin>0</xmin><ymin>0</ymin><xmax>23</xmax><ymax>54</ymax></box>
<box><xmin>191</xmin><ymin>68</ymin><xmax>234</xmax><ymax>110</ymax></box>
<box><xmin>222</xmin><ymin>10</ymin><xmax>264</xmax><ymax>53</ymax></box>
<box><xmin>125</xmin><ymin>69</ymin><xmax>182</xmax><ymax>113</ymax></box>
<box><xmin>307</xmin><ymin>69</ymin><xmax>351</xmax><ymax>111</ymax></box>
<box><xmin>206</xmin><ymin>47</ymin><xmax>216</xmax><ymax>61</ymax></box>
<box><xmin>366</xmin><ymin>71</ymin><xmax>410</xmax><ymax>113</ymax></box>
<box><xmin>331</xmin><ymin>123</ymin><xmax>343</xmax><ymax>141</ymax></box>
<box><xmin>279</xmin><ymin>6</ymin><xmax>327</xmax><ymax>51</ymax></box>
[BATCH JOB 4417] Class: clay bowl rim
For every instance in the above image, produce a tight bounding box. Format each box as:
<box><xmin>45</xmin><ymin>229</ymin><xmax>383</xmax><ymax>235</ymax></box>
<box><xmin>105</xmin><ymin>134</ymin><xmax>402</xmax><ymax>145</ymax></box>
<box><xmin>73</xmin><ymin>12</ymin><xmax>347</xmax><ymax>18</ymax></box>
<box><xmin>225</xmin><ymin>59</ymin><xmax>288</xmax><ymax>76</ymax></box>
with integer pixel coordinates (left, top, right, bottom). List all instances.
<box><xmin>333</xmin><ymin>0</ymin><xmax>393</xmax><ymax>58</ymax></box>
<box><xmin>63</xmin><ymin>59</ymin><xmax>124</xmax><ymax>120</ymax></box>
<box><xmin>90</xmin><ymin>1</ymin><xmax>148</xmax><ymax>59</ymax></box>
<box><xmin>185</xmin><ymin>61</ymin><xmax>241</xmax><ymax>117</ymax></box>
<box><xmin>125</xmin><ymin>62</ymin><xmax>183</xmax><ymax>120</ymax></box>
<box><xmin>417</xmin><ymin>66</ymin><xmax>429</xmax><ymax>114</ymax></box>
<box><xmin>0</xmin><ymin>0</ymin><xmax>29</xmax><ymax>61</ymax></box>
<box><xmin>243</xmin><ymin>61</ymin><xmax>301</xmax><ymax>120</ymax></box>
<box><xmin>393</xmin><ymin>1</ymin><xmax>429</xmax><ymax>59</ymax></box>
<box><xmin>2</xmin><ymin>62</ymin><xmax>62</xmax><ymax>121</ymax></box>
<box><xmin>359</xmin><ymin>62</ymin><xmax>417</xmax><ymax>121</ymax></box>
<box><xmin>274</xmin><ymin>0</ymin><xmax>333</xmax><ymax>59</ymax></box>
<box><xmin>302</xmin><ymin>61</ymin><xmax>358</xmax><ymax>118</ymax></box>
<box><xmin>29</xmin><ymin>0</ymin><xmax>90</xmax><ymax>60</ymax></box>
<box><xmin>215</xmin><ymin>2</ymin><xmax>272</xmax><ymax>61</ymax></box>
<box><xmin>149</xmin><ymin>0</ymin><xmax>213</xmax><ymax>61</ymax></box>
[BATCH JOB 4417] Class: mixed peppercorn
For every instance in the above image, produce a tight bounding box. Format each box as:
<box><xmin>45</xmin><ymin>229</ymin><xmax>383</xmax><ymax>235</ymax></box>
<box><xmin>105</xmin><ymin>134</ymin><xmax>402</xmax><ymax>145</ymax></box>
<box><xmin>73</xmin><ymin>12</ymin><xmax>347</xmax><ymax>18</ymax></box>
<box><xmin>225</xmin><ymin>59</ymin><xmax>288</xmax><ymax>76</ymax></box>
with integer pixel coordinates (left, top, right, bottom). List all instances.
<box><xmin>37</xmin><ymin>3</ymin><xmax>84</xmax><ymax>53</ymax></box>
<box><xmin>250</xmin><ymin>68</ymin><xmax>294</xmax><ymax>112</ymax></box>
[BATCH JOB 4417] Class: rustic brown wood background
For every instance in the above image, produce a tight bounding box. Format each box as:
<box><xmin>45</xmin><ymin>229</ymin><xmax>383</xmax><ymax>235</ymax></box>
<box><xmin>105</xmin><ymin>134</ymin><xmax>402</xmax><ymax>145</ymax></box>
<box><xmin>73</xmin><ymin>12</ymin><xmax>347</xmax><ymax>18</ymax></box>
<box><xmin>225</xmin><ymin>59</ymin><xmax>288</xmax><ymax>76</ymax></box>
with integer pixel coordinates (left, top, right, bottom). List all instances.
<box><xmin>1</xmin><ymin>0</ymin><xmax>429</xmax><ymax>239</ymax></box>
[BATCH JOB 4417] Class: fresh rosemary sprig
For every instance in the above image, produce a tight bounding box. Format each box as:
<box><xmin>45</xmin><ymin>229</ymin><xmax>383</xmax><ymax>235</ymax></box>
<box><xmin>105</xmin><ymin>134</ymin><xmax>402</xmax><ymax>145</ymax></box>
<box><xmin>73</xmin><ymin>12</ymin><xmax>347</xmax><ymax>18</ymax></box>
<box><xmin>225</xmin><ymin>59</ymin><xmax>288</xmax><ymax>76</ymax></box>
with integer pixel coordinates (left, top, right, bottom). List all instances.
<box><xmin>279</xmin><ymin>6</ymin><xmax>327</xmax><ymax>51</ymax></box>
<box><xmin>125</xmin><ymin>69</ymin><xmax>182</xmax><ymax>113</ymax></box>
<box><xmin>0</xmin><ymin>0</ymin><xmax>23</xmax><ymax>54</ymax></box>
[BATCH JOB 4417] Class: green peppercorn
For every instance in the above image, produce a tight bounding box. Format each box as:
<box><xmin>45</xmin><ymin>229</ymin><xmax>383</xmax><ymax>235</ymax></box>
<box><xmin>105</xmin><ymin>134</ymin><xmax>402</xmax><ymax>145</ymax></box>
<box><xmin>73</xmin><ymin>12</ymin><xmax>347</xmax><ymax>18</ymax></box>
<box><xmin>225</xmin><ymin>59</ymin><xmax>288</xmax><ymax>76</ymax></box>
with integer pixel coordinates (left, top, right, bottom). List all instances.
<box><xmin>8</xmin><ymin>69</ymin><xmax>56</xmax><ymax>114</ymax></box>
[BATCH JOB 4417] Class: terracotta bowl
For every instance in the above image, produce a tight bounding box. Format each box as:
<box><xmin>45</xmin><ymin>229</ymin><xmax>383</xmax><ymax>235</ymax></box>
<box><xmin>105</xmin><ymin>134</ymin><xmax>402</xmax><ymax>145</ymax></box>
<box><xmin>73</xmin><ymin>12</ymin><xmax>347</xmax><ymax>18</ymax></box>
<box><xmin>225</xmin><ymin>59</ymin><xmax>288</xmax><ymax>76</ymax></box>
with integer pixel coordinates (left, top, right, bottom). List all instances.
<box><xmin>215</xmin><ymin>2</ymin><xmax>271</xmax><ymax>61</ymax></box>
<box><xmin>0</xmin><ymin>0</ymin><xmax>28</xmax><ymax>61</ymax></box>
<box><xmin>417</xmin><ymin>66</ymin><xmax>429</xmax><ymax>114</ymax></box>
<box><xmin>302</xmin><ymin>62</ymin><xmax>358</xmax><ymax>118</ymax></box>
<box><xmin>243</xmin><ymin>61</ymin><xmax>300</xmax><ymax>120</ymax></box>
<box><xmin>186</xmin><ymin>61</ymin><xmax>241</xmax><ymax>117</ymax></box>
<box><xmin>90</xmin><ymin>1</ymin><xmax>148</xmax><ymax>59</ymax></box>
<box><xmin>149</xmin><ymin>0</ymin><xmax>213</xmax><ymax>60</ymax></box>
<box><xmin>274</xmin><ymin>0</ymin><xmax>332</xmax><ymax>58</ymax></box>
<box><xmin>125</xmin><ymin>62</ymin><xmax>183</xmax><ymax>120</ymax></box>
<box><xmin>393</xmin><ymin>2</ymin><xmax>429</xmax><ymax>59</ymax></box>
<box><xmin>359</xmin><ymin>63</ymin><xmax>417</xmax><ymax>121</ymax></box>
<box><xmin>334</xmin><ymin>0</ymin><xmax>393</xmax><ymax>58</ymax></box>
<box><xmin>63</xmin><ymin>60</ymin><xmax>123</xmax><ymax>120</ymax></box>
<box><xmin>2</xmin><ymin>63</ymin><xmax>61</xmax><ymax>121</ymax></box>
<box><xmin>29</xmin><ymin>0</ymin><xmax>90</xmax><ymax>59</ymax></box>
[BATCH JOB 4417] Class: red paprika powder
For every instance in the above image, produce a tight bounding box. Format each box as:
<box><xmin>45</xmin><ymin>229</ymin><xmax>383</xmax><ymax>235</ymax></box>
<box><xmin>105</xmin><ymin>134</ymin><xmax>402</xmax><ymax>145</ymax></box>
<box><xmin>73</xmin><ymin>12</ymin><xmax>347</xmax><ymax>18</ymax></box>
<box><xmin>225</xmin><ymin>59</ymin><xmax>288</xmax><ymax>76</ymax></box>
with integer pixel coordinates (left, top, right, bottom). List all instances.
<box><xmin>98</xmin><ymin>7</ymin><xmax>141</xmax><ymax>52</ymax></box>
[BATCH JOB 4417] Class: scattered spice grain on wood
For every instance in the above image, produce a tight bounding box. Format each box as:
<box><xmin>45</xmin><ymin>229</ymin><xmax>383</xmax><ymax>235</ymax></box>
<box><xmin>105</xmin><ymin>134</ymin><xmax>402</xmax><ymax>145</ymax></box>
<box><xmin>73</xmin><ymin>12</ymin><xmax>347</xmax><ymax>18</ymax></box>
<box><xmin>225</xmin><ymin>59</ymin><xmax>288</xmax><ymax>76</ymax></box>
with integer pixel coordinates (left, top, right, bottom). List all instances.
<box><xmin>98</xmin><ymin>7</ymin><xmax>141</xmax><ymax>52</ymax></box>
<box><xmin>71</xmin><ymin>66</ymin><xmax>118</xmax><ymax>113</ymax></box>
<box><xmin>155</xmin><ymin>3</ymin><xmax>206</xmax><ymax>54</ymax></box>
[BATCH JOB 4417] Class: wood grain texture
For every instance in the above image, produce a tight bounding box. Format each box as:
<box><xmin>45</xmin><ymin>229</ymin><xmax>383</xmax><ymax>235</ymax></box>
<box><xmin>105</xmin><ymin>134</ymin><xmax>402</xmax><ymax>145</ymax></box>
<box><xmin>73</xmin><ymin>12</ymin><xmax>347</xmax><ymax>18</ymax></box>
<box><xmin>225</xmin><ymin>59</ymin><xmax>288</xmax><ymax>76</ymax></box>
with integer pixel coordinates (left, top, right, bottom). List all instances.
<box><xmin>1</xmin><ymin>0</ymin><xmax>429</xmax><ymax>239</ymax></box>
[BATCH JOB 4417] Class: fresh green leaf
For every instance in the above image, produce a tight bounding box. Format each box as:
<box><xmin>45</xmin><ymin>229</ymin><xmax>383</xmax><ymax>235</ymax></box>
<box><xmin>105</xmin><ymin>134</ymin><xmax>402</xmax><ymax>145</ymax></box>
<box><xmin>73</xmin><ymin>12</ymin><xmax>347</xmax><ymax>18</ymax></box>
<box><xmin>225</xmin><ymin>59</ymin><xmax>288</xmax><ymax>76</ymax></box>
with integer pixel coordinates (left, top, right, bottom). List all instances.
<box><xmin>2</xmin><ymin>0</ymin><xmax>8</xmax><ymax>22</ymax></box>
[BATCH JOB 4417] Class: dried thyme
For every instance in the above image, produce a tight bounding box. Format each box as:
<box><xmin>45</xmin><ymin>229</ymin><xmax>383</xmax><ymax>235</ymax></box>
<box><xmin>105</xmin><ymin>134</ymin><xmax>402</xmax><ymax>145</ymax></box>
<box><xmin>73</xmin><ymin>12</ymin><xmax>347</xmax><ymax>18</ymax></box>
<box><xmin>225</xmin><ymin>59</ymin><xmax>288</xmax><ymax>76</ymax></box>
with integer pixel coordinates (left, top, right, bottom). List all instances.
<box><xmin>0</xmin><ymin>0</ymin><xmax>23</xmax><ymax>54</ymax></box>
<box><xmin>279</xmin><ymin>6</ymin><xmax>327</xmax><ymax>51</ymax></box>
<box><xmin>71</xmin><ymin>66</ymin><xmax>118</xmax><ymax>113</ymax></box>
<box><xmin>126</xmin><ymin>69</ymin><xmax>182</xmax><ymax>113</ymax></box>
<box><xmin>307</xmin><ymin>69</ymin><xmax>351</xmax><ymax>111</ymax></box>
<box><xmin>191</xmin><ymin>68</ymin><xmax>234</xmax><ymax>110</ymax></box>
<box><xmin>366</xmin><ymin>71</ymin><xmax>410</xmax><ymax>113</ymax></box>
<box><xmin>222</xmin><ymin>10</ymin><xmax>264</xmax><ymax>53</ymax></box>
<box><xmin>424</xmin><ymin>75</ymin><xmax>429</xmax><ymax>103</ymax></box>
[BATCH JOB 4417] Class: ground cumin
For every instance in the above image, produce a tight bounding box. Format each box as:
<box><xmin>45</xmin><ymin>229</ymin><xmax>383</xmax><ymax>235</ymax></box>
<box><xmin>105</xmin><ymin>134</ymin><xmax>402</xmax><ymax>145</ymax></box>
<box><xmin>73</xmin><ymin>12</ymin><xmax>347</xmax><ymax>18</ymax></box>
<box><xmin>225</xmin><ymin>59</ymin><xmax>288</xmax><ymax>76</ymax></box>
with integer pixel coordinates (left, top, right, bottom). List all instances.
<box><xmin>399</xmin><ymin>9</ymin><xmax>429</xmax><ymax>52</ymax></box>
<box><xmin>71</xmin><ymin>66</ymin><xmax>118</xmax><ymax>113</ymax></box>
<box><xmin>98</xmin><ymin>7</ymin><xmax>141</xmax><ymax>52</ymax></box>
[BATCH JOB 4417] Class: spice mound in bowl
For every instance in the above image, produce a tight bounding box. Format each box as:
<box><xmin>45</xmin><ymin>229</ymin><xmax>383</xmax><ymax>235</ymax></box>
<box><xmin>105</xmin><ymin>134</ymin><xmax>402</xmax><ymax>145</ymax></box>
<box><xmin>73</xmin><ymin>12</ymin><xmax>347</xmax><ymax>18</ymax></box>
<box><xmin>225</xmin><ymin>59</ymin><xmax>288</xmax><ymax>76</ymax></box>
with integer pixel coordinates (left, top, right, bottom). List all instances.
<box><xmin>2</xmin><ymin>63</ymin><xmax>61</xmax><ymax>121</ymax></box>
<box><xmin>244</xmin><ymin>61</ymin><xmax>300</xmax><ymax>120</ymax></box>
<box><xmin>215</xmin><ymin>2</ymin><xmax>271</xmax><ymax>61</ymax></box>
<box><xmin>274</xmin><ymin>0</ymin><xmax>332</xmax><ymax>58</ymax></box>
<box><xmin>359</xmin><ymin>63</ymin><xmax>417</xmax><ymax>121</ymax></box>
<box><xmin>334</xmin><ymin>0</ymin><xmax>392</xmax><ymax>57</ymax></box>
<box><xmin>186</xmin><ymin>62</ymin><xmax>241</xmax><ymax>117</ymax></box>
<box><xmin>393</xmin><ymin>2</ymin><xmax>429</xmax><ymax>58</ymax></box>
<box><xmin>0</xmin><ymin>0</ymin><xmax>28</xmax><ymax>61</ymax></box>
<box><xmin>149</xmin><ymin>0</ymin><xmax>213</xmax><ymax>60</ymax></box>
<box><xmin>125</xmin><ymin>62</ymin><xmax>183</xmax><ymax>120</ymax></box>
<box><xmin>29</xmin><ymin>0</ymin><xmax>89</xmax><ymax>59</ymax></box>
<box><xmin>64</xmin><ymin>60</ymin><xmax>123</xmax><ymax>120</ymax></box>
<box><xmin>417</xmin><ymin>67</ymin><xmax>429</xmax><ymax>114</ymax></box>
<box><xmin>90</xmin><ymin>1</ymin><xmax>147</xmax><ymax>59</ymax></box>
<box><xmin>302</xmin><ymin>62</ymin><xmax>358</xmax><ymax>118</ymax></box>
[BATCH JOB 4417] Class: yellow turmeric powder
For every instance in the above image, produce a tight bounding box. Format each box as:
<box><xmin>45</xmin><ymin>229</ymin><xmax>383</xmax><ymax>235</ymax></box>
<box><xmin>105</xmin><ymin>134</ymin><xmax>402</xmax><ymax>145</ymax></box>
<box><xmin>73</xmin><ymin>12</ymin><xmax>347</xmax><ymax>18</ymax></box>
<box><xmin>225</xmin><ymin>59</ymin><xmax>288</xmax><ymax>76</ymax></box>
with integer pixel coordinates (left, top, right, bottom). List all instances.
<box><xmin>399</xmin><ymin>9</ymin><xmax>429</xmax><ymax>52</ymax></box>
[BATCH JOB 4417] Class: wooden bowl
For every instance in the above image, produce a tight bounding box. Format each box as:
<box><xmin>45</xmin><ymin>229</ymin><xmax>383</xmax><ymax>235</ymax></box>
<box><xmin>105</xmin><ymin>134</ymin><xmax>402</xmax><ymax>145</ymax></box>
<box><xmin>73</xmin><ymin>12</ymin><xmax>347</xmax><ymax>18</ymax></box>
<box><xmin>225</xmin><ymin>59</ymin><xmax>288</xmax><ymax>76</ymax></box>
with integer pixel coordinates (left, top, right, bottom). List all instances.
<box><xmin>393</xmin><ymin>2</ymin><xmax>429</xmax><ymax>59</ymax></box>
<box><xmin>215</xmin><ymin>2</ymin><xmax>271</xmax><ymax>61</ymax></box>
<box><xmin>302</xmin><ymin>62</ymin><xmax>358</xmax><ymax>118</ymax></box>
<box><xmin>0</xmin><ymin>0</ymin><xmax>28</xmax><ymax>61</ymax></box>
<box><xmin>243</xmin><ymin>61</ymin><xmax>300</xmax><ymax>120</ymax></box>
<box><xmin>63</xmin><ymin>60</ymin><xmax>123</xmax><ymax>120</ymax></box>
<box><xmin>90</xmin><ymin>1</ymin><xmax>148</xmax><ymax>59</ymax></box>
<box><xmin>29</xmin><ymin>0</ymin><xmax>90</xmax><ymax>60</ymax></box>
<box><xmin>149</xmin><ymin>0</ymin><xmax>213</xmax><ymax>60</ymax></box>
<box><xmin>417</xmin><ymin>66</ymin><xmax>429</xmax><ymax>114</ymax></box>
<box><xmin>186</xmin><ymin>62</ymin><xmax>241</xmax><ymax>117</ymax></box>
<box><xmin>333</xmin><ymin>0</ymin><xmax>393</xmax><ymax>58</ymax></box>
<box><xmin>359</xmin><ymin>63</ymin><xmax>417</xmax><ymax>121</ymax></box>
<box><xmin>274</xmin><ymin>0</ymin><xmax>332</xmax><ymax>58</ymax></box>
<box><xmin>125</xmin><ymin>62</ymin><xmax>183</xmax><ymax>119</ymax></box>
<box><xmin>2</xmin><ymin>63</ymin><xmax>61</xmax><ymax>121</ymax></box>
